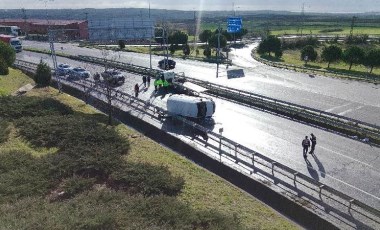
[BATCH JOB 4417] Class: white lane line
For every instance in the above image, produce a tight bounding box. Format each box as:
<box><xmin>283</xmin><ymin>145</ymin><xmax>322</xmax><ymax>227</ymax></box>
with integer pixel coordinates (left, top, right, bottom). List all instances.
<box><xmin>319</xmin><ymin>145</ymin><xmax>377</xmax><ymax>170</ymax></box>
<box><xmin>325</xmin><ymin>103</ymin><xmax>352</xmax><ymax>112</ymax></box>
<box><xmin>338</xmin><ymin>105</ymin><xmax>364</xmax><ymax>116</ymax></box>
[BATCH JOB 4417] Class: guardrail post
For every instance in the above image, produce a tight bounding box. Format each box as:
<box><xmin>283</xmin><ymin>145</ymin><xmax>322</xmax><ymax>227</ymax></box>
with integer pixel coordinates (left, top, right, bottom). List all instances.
<box><xmin>319</xmin><ymin>185</ymin><xmax>325</xmax><ymax>197</ymax></box>
<box><xmin>219</xmin><ymin>138</ymin><xmax>222</xmax><ymax>162</ymax></box>
<box><xmin>349</xmin><ymin>199</ymin><xmax>355</xmax><ymax>211</ymax></box>
<box><xmin>271</xmin><ymin>161</ymin><xmax>276</xmax><ymax>174</ymax></box>
<box><xmin>235</xmin><ymin>145</ymin><xmax>239</xmax><ymax>163</ymax></box>
<box><xmin>293</xmin><ymin>172</ymin><xmax>299</xmax><ymax>183</ymax></box>
<box><xmin>250</xmin><ymin>154</ymin><xmax>255</xmax><ymax>174</ymax></box>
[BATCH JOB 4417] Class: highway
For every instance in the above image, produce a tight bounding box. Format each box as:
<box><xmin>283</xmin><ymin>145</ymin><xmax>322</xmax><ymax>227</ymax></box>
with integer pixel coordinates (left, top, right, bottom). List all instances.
<box><xmin>17</xmin><ymin>42</ymin><xmax>380</xmax><ymax>214</ymax></box>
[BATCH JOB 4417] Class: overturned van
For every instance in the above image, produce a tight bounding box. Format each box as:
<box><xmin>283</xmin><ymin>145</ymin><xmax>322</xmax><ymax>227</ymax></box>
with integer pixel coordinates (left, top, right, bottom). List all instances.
<box><xmin>167</xmin><ymin>94</ymin><xmax>215</xmax><ymax>119</ymax></box>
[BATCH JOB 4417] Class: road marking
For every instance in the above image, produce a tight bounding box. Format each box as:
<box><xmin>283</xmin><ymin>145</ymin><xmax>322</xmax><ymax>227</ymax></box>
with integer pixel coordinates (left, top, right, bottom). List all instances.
<box><xmin>338</xmin><ymin>105</ymin><xmax>364</xmax><ymax>116</ymax></box>
<box><xmin>325</xmin><ymin>103</ymin><xmax>352</xmax><ymax>112</ymax></box>
<box><xmin>319</xmin><ymin>145</ymin><xmax>376</xmax><ymax>170</ymax></box>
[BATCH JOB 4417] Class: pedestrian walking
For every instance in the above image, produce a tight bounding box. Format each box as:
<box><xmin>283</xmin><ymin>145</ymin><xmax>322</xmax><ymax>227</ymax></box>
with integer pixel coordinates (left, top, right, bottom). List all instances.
<box><xmin>142</xmin><ymin>76</ymin><xmax>147</xmax><ymax>88</ymax></box>
<box><xmin>147</xmin><ymin>76</ymin><xmax>151</xmax><ymax>87</ymax></box>
<box><xmin>302</xmin><ymin>136</ymin><xmax>310</xmax><ymax>158</ymax></box>
<box><xmin>309</xmin><ymin>133</ymin><xmax>317</xmax><ymax>154</ymax></box>
<box><xmin>134</xmin><ymin>83</ymin><xmax>139</xmax><ymax>97</ymax></box>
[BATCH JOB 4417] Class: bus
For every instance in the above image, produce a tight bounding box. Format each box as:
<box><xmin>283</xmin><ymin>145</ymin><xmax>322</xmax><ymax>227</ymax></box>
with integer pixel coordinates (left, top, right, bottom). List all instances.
<box><xmin>0</xmin><ymin>25</ymin><xmax>21</xmax><ymax>36</ymax></box>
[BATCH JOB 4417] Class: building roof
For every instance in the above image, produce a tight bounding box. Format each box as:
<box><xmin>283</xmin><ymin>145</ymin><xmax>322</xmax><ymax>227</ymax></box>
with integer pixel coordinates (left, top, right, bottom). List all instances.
<box><xmin>0</xmin><ymin>19</ymin><xmax>87</xmax><ymax>26</ymax></box>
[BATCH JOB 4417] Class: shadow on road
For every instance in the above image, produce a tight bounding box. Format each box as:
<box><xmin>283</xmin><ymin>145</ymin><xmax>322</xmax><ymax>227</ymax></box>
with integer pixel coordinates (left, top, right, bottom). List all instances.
<box><xmin>312</xmin><ymin>153</ymin><xmax>326</xmax><ymax>178</ymax></box>
<box><xmin>305</xmin><ymin>157</ymin><xmax>319</xmax><ymax>181</ymax></box>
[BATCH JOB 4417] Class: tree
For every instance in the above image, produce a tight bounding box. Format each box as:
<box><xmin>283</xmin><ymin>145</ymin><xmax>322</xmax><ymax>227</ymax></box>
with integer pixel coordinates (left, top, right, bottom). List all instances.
<box><xmin>182</xmin><ymin>44</ymin><xmax>190</xmax><ymax>56</ymax></box>
<box><xmin>208</xmin><ymin>34</ymin><xmax>227</xmax><ymax>49</ymax></box>
<box><xmin>301</xmin><ymin>45</ymin><xmax>318</xmax><ymax>65</ymax></box>
<box><xmin>203</xmin><ymin>46</ymin><xmax>211</xmax><ymax>58</ymax></box>
<box><xmin>168</xmin><ymin>30</ymin><xmax>188</xmax><ymax>45</ymax></box>
<box><xmin>257</xmin><ymin>35</ymin><xmax>282</xmax><ymax>56</ymax></box>
<box><xmin>169</xmin><ymin>44</ymin><xmax>177</xmax><ymax>55</ymax></box>
<box><xmin>363</xmin><ymin>49</ymin><xmax>380</xmax><ymax>74</ymax></box>
<box><xmin>343</xmin><ymin>46</ymin><xmax>365</xmax><ymax>70</ymax></box>
<box><xmin>321</xmin><ymin>45</ymin><xmax>342</xmax><ymax>68</ymax></box>
<box><xmin>199</xmin><ymin>30</ymin><xmax>212</xmax><ymax>44</ymax></box>
<box><xmin>0</xmin><ymin>57</ymin><xmax>9</xmax><ymax>75</ymax></box>
<box><xmin>0</xmin><ymin>41</ymin><xmax>16</xmax><ymax>67</ymax></box>
<box><xmin>34</xmin><ymin>60</ymin><xmax>51</xmax><ymax>86</ymax></box>
<box><xmin>118</xmin><ymin>40</ymin><xmax>125</xmax><ymax>50</ymax></box>
<box><xmin>235</xmin><ymin>28</ymin><xmax>248</xmax><ymax>40</ymax></box>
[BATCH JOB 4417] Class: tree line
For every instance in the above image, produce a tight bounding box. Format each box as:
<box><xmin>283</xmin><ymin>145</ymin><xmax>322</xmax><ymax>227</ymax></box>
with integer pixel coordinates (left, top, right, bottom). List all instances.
<box><xmin>258</xmin><ymin>35</ymin><xmax>380</xmax><ymax>73</ymax></box>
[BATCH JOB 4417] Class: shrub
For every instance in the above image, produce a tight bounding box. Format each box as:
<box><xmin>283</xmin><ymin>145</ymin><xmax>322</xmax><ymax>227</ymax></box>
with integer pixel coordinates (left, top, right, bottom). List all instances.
<box><xmin>34</xmin><ymin>60</ymin><xmax>51</xmax><ymax>86</ymax></box>
<box><xmin>0</xmin><ymin>96</ymin><xmax>73</xmax><ymax>119</ymax></box>
<box><xmin>0</xmin><ymin>56</ymin><xmax>9</xmax><ymax>75</ymax></box>
<box><xmin>0</xmin><ymin>41</ymin><xmax>16</xmax><ymax>66</ymax></box>
<box><xmin>203</xmin><ymin>46</ymin><xmax>211</xmax><ymax>58</ymax></box>
<box><xmin>132</xmin><ymin>195</ymin><xmax>243</xmax><ymax>230</ymax></box>
<box><xmin>110</xmin><ymin>162</ymin><xmax>184</xmax><ymax>196</ymax></box>
<box><xmin>60</xmin><ymin>176</ymin><xmax>96</xmax><ymax>198</ymax></box>
<box><xmin>0</xmin><ymin>151</ymin><xmax>53</xmax><ymax>203</ymax></box>
<box><xmin>0</xmin><ymin>120</ymin><xmax>10</xmax><ymax>143</ymax></box>
<box><xmin>118</xmin><ymin>40</ymin><xmax>125</xmax><ymax>50</ymax></box>
<box><xmin>281</xmin><ymin>36</ymin><xmax>319</xmax><ymax>50</ymax></box>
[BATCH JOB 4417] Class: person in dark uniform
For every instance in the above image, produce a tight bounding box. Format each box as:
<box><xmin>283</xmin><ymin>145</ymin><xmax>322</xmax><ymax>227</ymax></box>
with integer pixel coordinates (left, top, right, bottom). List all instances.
<box><xmin>147</xmin><ymin>76</ymin><xmax>151</xmax><ymax>87</ymax></box>
<box><xmin>302</xmin><ymin>136</ymin><xmax>310</xmax><ymax>158</ymax></box>
<box><xmin>134</xmin><ymin>83</ymin><xmax>139</xmax><ymax>97</ymax></box>
<box><xmin>309</xmin><ymin>133</ymin><xmax>317</xmax><ymax>154</ymax></box>
<box><xmin>142</xmin><ymin>76</ymin><xmax>147</xmax><ymax>88</ymax></box>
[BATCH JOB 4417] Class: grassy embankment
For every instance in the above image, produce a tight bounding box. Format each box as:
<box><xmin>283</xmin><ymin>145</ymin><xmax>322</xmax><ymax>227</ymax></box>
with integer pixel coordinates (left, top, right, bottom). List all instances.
<box><xmin>0</xmin><ymin>69</ymin><xmax>298</xmax><ymax>229</ymax></box>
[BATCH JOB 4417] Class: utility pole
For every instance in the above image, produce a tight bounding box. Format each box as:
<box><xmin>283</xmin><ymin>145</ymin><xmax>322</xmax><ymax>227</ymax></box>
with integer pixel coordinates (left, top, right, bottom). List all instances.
<box><xmin>149</xmin><ymin>1</ymin><xmax>152</xmax><ymax>69</ymax></box>
<box><xmin>193</xmin><ymin>10</ymin><xmax>196</xmax><ymax>52</ymax></box>
<box><xmin>216</xmin><ymin>24</ymin><xmax>221</xmax><ymax>78</ymax></box>
<box><xmin>350</xmin><ymin>16</ymin><xmax>357</xmax><ymax>37</ymax></box>
<box><xmin>300</xmin><ymin>3</ymin><xmax>305</xmax><ymax>37</ymax></box>
<box><xmin>21</xmin><ymin>8</ymin><xmax>28</xmax><ymax>36</ymax></box>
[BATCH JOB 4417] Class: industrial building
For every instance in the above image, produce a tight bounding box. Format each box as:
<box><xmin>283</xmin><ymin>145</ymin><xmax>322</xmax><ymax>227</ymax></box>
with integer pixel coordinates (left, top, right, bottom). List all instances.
<box><xmin>0</xmin><ymin>19</ymin><xmax>88</xmax><ymax>40</ymax></box>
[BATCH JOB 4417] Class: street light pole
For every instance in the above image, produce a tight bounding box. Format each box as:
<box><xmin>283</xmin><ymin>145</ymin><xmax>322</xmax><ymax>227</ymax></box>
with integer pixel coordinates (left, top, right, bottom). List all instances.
<box><xmin>216</xmin><ymin>23</ymin><xmax>221</xmax><ymax>78</ymax></box>
<box><xmin>149</xmin><ymin>1</ymin><xmax>152</xmax><ymax>70</ymax></box>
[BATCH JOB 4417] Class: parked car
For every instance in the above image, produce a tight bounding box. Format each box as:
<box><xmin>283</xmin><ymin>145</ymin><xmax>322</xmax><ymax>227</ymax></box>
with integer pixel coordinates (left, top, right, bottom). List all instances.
<box><xmin>56</xmin><ymin>63</ymin><xmax>73</xmax><ymax>76</ymax></box>
<box><xmin>158</xmin><ymin>59</ymin><xmax>176</xmax><ymax>70</ymax></box>
<box><xmin>101</xmin><ymin>69</ymin><xmax>125</xmax><ymax>85</ymax></box>
<box><xmin>69</xmin><ymin>67</ymin><xmax>90</xmax><ymax>79</ymax></box>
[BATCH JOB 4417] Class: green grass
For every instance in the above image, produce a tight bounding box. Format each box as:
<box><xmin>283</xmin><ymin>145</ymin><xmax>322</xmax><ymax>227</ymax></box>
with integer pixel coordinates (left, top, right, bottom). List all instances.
<box><xmin>0</xmin><ymin>70</ymin><xmax>299</xmax><ymax>229</ymax></box>
<box><xmin>0</xmin><ymin>68</ymin><xmax>34</xmax><ymax>96</ymax></box>
<box><xmin>259</xmin><ymin>44</ymin><xmax>380</xmax><ymax>77</ymax></box>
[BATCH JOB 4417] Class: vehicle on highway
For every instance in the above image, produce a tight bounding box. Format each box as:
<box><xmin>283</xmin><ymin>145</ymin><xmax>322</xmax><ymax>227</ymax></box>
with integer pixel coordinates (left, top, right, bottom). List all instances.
<box><xmin>167</xmin><ymin>94</ymin><xmax>215</xmax><ymax>120</ymax></box>
<box><xmin>158</xmin><ymin>58</ymin><xmax>176</xmax><ymax>70</ymax></box>
<box><xmin>100</xmin><ymin>69</ymin><xmax>126</xmax><ymax>86</ymax></box>
<box><xmin>69</xmin><ymin>67</ymin><xmax>90</xmax><ymax>79</ymax></box>
<box><xmin>0</xmin><ymin>34</ymin><xmax>22</xmax><ymax>52</ymax></box>
<box><xmin>0</xmin><ymin>25</ymin><xmax>21</xmax><ymax>36</ymax></box>
<box><xmin>56</xmin><ymin>63</ymin><xmax>73</xmax><ymax>76</ymax></box>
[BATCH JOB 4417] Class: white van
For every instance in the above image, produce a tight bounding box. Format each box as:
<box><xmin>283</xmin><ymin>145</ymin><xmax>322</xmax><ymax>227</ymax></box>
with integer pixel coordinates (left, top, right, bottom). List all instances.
<box><xmin>167</xmin><ymin>94</ymin><xmax>215</xmax><ymax>119</ymax></box>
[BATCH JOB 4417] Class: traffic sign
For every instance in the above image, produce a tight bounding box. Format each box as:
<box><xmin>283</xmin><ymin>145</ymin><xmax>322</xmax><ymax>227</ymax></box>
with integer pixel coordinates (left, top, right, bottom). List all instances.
<box><xmin>227</xmin><ymin>17</ymin><xmax>242</xmax><ymax>33</ymax></box>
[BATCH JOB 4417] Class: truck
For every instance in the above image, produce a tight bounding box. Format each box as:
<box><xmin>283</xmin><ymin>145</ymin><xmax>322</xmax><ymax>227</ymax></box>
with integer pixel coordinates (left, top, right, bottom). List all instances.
<box><xmin>0</xmin><ymin>35</ymin><xmax>22</xmax><ymax>52</ymax></box>
<box><xmin>167</xmin><ymin>94</ymin><xmax>216</xmax><ymax>120</ymax></box>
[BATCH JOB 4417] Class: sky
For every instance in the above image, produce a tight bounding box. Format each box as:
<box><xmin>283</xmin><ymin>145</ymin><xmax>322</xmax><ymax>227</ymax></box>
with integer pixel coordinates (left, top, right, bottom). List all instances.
<box><xmin>0</xmin><ymin>0</ymin><xmax>379</xmax><ymax>13</ymax></box>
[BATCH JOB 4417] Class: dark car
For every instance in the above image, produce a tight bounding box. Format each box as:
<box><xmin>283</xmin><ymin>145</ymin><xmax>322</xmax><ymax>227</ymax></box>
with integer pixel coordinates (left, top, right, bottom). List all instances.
<box><xmin>158</xmin><ymin>59</ymin><xmax>176</xmax><ymax>70</ymax></box>
<box><xmin>100</xmin><ymin>69</ymin><xmax>125</xmax><ymax>86</ymax></box>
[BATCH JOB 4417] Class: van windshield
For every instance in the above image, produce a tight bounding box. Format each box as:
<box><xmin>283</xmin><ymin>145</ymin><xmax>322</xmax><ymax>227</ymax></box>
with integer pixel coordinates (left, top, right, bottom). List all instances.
<box><xmin>11</xmin><ymin>41</ymin><xmax>21</xmax><ymax>46</ymax></box>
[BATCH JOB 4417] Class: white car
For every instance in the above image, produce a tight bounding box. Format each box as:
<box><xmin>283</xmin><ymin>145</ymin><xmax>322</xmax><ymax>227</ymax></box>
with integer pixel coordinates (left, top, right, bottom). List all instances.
<box><xmin>56</xmin><ymin>63</ymin><xmax>73</xmax><ymax>76</ymax></box>
<box><xmin>69</xmin><ymin>67</ymin><xmax>90</xmax><ymax>79</ymax></box>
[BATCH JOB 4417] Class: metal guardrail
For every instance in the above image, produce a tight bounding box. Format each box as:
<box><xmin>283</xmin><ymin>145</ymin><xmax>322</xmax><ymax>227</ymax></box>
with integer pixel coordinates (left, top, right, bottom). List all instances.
<box><xmin>14</xmin><ymin>59</ymin><xmax>380</xmax><ymax>223</ymax></box>
<box><xmin>70</xmin><ymin>55</ymin><xmax>380</xmax><ymax>144</ymax></box>
<box><xmin>183</xmin><ymin>77</ymin><xmax>380</xmax><ymax>140</ymax></box>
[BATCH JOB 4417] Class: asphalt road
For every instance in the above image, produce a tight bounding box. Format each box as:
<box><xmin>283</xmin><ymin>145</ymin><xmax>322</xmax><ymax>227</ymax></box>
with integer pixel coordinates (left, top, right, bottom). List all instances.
<box><xmin>17</xmin><ymin>43</ymin><xmax>380</xmax><ymax>211</ymax></box>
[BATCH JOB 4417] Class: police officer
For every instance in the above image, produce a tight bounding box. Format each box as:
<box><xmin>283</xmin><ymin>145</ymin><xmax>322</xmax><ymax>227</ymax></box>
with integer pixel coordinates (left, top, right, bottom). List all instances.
<box><xmin>302</xmin><ymin>136</ymin><xmax>310</xmax><ymax>158</ymax></box>
<box><xmin>309</xmin><ymin>133</ymin><xmax>317</xmax><ymax>155</ymax></box>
